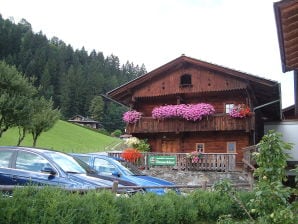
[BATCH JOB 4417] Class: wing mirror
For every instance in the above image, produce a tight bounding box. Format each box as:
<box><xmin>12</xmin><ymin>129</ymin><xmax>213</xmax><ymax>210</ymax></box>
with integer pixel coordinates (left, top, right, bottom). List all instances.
<box><xmin>112</xmin><ymin>171</ymin><xmax>120</xmax><ymax>177</ymax></box>
<box><xmin>41</xmin><ymin>167</ymin><xmax>57</xmax><ymax>176</ymax></box>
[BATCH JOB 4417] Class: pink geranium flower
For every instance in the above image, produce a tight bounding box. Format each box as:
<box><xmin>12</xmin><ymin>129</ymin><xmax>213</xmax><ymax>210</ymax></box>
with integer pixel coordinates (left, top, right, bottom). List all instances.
<box><xmin>123</xmin><ymin>110</ymin><xmax>142</xmax><ymax>124</ymax></box>
<box><xmin>152</xmin><ymin>103</ymin><xmax>215</xmax><ymax>121</ymax></box>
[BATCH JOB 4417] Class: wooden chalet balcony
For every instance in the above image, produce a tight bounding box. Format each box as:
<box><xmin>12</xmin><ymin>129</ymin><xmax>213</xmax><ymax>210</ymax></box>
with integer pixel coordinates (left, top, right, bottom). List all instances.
<box><xmin>126</xmin><ymin>114</ymin><xmax>255</xmax><ymax>134</ymax></box>
<box><xmin>108</xmin><ymin>152</ymin><xmax>236</xmax><ymax>172</ymax></box>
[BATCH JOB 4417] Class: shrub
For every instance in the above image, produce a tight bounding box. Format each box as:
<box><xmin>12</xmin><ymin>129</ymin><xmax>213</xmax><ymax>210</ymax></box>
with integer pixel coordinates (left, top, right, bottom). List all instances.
<box><xmin>111</xmin><ymin>129</ymin><xmax>122</xmax><ymax>137</ymax></box>
<box><xmin>249</xmin><ymin>131</ymin><xmax>297</xmax><ymax>224</ymax></box>
<box><xmin>0</xmin><ymin>187</ymin><xmax>257</xmax><ymax>224</ymax></box>
<box><xmin>124</xmin><ymin>137</ymin><xmax>151</xmax><ymax>152</ymax></box>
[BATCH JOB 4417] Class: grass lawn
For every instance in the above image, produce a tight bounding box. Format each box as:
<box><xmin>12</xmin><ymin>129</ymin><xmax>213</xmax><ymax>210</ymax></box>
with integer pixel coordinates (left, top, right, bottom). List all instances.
<box><xmin>0</xmin><ymin>120</ymin><xmax>122</xmax><ymax>153</ymax></box>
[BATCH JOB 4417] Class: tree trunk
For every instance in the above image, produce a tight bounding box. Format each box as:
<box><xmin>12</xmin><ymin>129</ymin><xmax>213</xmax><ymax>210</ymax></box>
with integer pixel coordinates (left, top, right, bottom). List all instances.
<box><xmin>17</xmin><ymin>127</ymin><xmax>26</xmax><ymax>146</ymax></box>
<box><xmin>32</xmin><ymin>131</ymin><xmax>41</xmax><ymax>147</ymax></box>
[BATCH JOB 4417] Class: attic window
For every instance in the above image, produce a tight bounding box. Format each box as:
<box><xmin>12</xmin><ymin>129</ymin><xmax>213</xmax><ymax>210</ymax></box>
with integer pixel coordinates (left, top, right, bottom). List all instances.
<box><xmin>180</xmin><ymin>74</ymin><xmax>192</xmax><ymax>87</ymax></box>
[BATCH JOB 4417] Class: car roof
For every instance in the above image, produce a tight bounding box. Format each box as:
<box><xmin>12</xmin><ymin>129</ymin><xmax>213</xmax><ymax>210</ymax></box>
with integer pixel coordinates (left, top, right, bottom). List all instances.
<box><xmin>0</xmin><ymin>146</ymin><xmax>65</xmax><ymax>154</ymax></box>
<box><xmin>72</xmin><ymin>153</ymin><xmax>125</xmax><ymax>162</ymax></box>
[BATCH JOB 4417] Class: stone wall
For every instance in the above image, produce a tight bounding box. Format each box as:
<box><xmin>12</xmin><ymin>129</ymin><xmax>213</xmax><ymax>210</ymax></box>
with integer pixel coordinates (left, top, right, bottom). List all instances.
<box><xmin>142</xmin><ymin>167</ymin><xmax>252</xmax><ymax>190</ymax></box>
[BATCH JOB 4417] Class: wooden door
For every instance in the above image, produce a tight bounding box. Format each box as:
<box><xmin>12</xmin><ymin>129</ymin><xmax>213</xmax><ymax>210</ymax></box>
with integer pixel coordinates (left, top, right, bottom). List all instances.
<box><xmin>161</xmin><ymin>140</ymin><xmax>177</xmax><ymax>153</ymax></box>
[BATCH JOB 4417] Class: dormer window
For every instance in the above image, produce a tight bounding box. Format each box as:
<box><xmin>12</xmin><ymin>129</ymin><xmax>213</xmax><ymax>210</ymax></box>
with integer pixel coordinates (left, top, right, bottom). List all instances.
<box><xmin>180</xmin><ymin>74</ymin><xmax>192</xmax><ymax>87</ymax></box>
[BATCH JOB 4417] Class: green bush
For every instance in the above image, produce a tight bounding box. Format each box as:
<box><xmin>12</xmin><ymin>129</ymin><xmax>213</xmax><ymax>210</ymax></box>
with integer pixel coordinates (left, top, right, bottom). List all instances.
<box><xmin>111</xmin><ymin>129</ymin><xmax>122</xmax><ymax>137</ymax></box>
<box><xmin>0</xmin><ymin>187</ymin><xmax>257</xmax><ymax>224</ymax></box>
<box><xmin>191</xmin><ymin>190</ymin><xmax>233</xmax><ymax>222</ymax></box>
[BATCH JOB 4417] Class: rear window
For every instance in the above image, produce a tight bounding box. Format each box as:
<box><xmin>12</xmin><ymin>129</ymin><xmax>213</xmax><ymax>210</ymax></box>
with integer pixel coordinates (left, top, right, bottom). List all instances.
<box><xmin>0</xmin><ymin>150</ymin><xmax>14</xmax><ymax>168</ymax></box>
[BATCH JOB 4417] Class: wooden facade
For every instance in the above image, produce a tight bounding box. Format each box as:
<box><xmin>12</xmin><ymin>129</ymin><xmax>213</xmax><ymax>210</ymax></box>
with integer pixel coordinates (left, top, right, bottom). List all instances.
<box><xmin>107</xmin><ymin>55</ymin><xmax>281</xmax><ymax>167</ymax></box>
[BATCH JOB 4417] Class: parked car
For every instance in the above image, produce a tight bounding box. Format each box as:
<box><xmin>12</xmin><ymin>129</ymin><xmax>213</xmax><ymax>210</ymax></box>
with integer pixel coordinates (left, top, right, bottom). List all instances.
<box><xmin>71</xmin><ymin>153</ymin><xmax>180</xmax><ymax>195</ymax></box>
<box><xmin>0</xmin><ymin>146</ymin><xmax>141</xmax><ymax>195</ymax></box>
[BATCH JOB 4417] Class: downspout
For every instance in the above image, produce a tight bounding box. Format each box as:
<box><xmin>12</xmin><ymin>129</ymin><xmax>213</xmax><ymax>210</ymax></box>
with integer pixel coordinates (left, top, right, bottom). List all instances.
<box><xmin>100</xmin><ymin>94</ymin><xmax>130</xmax><ymax>109</ymax></box>
<box><xmin>252</xmin><ymin>99</ymin><xmax>281</xmax><ymax>145</ymax></box>
<box><xmin>294</xmin><ymin>70</ymin><xmax>298</xmax><ymax>117</ymax></box>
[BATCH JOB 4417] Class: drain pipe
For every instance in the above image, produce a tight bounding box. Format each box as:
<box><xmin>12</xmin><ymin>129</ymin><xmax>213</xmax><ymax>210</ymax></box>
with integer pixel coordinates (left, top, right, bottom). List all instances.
<box><xmin>252</xmin><ymin>99</ymin><xmax>281</xmax><ymax>144</ymax></box>
<box><xmin>100</xmin><ymin>94</ymin><xmax>130</xmax><ymax>109</ymax></box>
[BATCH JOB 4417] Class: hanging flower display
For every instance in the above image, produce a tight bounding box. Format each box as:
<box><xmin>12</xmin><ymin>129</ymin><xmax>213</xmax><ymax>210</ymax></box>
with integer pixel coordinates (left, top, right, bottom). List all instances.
<box><xmin>123</xmin><ymin>110</ymin><xmax>142</xmax><ymax>124</ymax></box>
<box><xmin>121</xmin><ymin>148</ymin><xmax>143</xmax><ymax>162</ymax></box>
<box><xmin>229</xmin><ymin>104</ymin><xmax>251</xmax><ymax>118</ymax></box>
<box><xmin>187</xmin><ymin>151</ymin><xmax>204</xmax><ymax>163</ymax></box>
<box><xmin>152</xmin><ymin>103</ymin><xmax>215</xmax><ymax>121</ymax></box>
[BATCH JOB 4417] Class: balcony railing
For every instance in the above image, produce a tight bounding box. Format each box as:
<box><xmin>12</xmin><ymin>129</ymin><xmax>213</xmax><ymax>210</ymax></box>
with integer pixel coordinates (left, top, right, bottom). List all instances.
<box><xmin>126</xmin><ymin>114</ymin><xmax>255</xmax><ymax>134</ymax></box>
<box><xmin>108</xmin><ymin>152</ymin><xmax>236</xmax><ymax>172</ymax></box>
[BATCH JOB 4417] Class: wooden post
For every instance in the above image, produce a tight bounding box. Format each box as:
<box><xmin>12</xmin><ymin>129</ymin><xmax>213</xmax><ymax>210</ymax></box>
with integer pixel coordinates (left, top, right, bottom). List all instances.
<box><xmin>247</xmin><ymin>172</ymin><xmax>254</xmax><ymax>191</ymax></box>
<box><xmin>112</xmin><ymin>181</ymin><xmax>118</xmax><ymax>193</ymax></box>
<box><xmin>202</xmin><ymin>181</ymin><xmax>207</xmax><ymax>190</ymax></box>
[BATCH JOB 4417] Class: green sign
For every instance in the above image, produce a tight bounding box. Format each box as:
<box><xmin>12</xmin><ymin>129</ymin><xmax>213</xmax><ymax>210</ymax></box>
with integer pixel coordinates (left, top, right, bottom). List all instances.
<box><xmin>148</xmin><ymin>155</ymin><xmax>176</xmax><ymax>166</ymax></box>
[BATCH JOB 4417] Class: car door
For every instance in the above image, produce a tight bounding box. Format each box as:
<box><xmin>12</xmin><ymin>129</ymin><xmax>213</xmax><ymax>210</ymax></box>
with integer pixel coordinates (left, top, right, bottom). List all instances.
<box><xmin>12</xmin><ymin>150</ymin><xmax>64</xmax><ymax>186</ymax></box>
<box><xmin>0</xmin><ymin>149</ymin><xmax>16</xmax><ymax>185</ymax></box>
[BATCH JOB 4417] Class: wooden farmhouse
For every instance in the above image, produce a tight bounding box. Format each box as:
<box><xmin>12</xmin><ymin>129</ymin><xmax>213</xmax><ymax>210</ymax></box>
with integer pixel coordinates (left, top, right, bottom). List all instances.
<box><xmin>107</xmin><ymin>55</ymin><xmax>281</xmax><ymax>167</ymax></box>
<box><xmin>68</xmin><ymin>115</ymin><xmax>101</xmax><ymax>130</ymax></box>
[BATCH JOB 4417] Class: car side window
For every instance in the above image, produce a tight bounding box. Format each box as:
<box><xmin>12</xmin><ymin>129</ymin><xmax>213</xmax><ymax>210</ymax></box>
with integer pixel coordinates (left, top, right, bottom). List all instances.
<box><xmin>93</xmin><ymin>158</ymin><xmax>116</xmax><ymax>175</ymax></box>
<box><xmin>75</xmin><ymin>155</ymin><xmax>90</xmax><ymax>164</ymax></box>
<box><xmin>0</xmin><ymin>150</ymin><xmax>14</xmax><ymax>168</ymax></box>
<box><xmin>16</xmin><ymin>151</ymin><xmax>52</xmax><ymax>172</ymax></box>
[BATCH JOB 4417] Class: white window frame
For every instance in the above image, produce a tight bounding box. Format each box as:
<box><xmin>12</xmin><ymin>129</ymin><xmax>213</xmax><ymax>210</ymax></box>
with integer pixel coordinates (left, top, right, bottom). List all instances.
<box><xmin>195</xmin><ymin>143</ymin><xmax>205</xmax><ymax>152</ymax></box>
<box><xmin>225</xmin><ymin>103</ymin><xmax>234</xmax><ymax>114</ymax></box>
<box><xmin>227</xmin><ymin>141</ymin><xmax>236</xmax><ymax>153</ymax></box>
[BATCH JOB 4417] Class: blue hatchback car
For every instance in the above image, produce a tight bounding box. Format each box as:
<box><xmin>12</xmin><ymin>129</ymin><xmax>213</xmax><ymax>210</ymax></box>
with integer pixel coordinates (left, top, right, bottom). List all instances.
<box><xmin>0</xmin><ymin>146</ymin><xmax>140</xmax><ymax>194</ymax></box>
<box><xmin>72</xmin><ymin>153</ymin><xmax>180</xmax><ymax>195</ymax></box>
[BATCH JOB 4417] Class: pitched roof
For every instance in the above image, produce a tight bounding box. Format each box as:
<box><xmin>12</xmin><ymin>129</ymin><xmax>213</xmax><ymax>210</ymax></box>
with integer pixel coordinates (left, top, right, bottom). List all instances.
<box><xmin>108</xmin><ymin>55</ymin><xmax>278</xmax><ymax>98</ymax></box>
<box><xmin>274</xmin><ymin>0</ymin><xmax>298</xmax><ymax>72</ymax></box>
<box><xmin>68</xmin><ymin>115</ymin><xmax>99</xmax><ymax>123</ymax></box>
<box><xmin>108</xmin><ymin>55</ymin><xmax>280</xmax><ymax>111</ymax></box>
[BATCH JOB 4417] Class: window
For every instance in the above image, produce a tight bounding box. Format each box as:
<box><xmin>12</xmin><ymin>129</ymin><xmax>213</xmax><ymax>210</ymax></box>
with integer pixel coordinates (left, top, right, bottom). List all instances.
<box><xmin>45</xmin><ymin>152</ymin><xmax>85</xmax><ymax>174</ymax></box>
<box><xmin>94</xmin><ymin>158</ymin><xmax>116</xmax><ymax>175</ymax></box>
<box><xmin>180</xmin><ymin>74</ymin><xmax>192</xmax><ymax>86</ymax></box>
<box><xmin>227</xmin><ymin>142</ymin><xmax>236</xmax><ymax>153</ymax></box>
<box><xmin>225</xmin><ymin>103</ymin><xmax>234</xmax><ymax>113</ymax></box>
<box><xmin>0</xmin><ymin>150</ymin><xmax>14</xmax><ymax>168</ymax></box>
<box><xmin>195</xmin><ymin>143</ymin><xmax>205</xmax><ymax>152</ymax></box>
<box><xmin>74</xmin><ymin>155</ymin><xmax>90</xmax><ymax>164</ymax></box>
<box><xmin>16</xmin><ymin>151</ymin><xmax>52</xmax><ymax>172</ymax></box>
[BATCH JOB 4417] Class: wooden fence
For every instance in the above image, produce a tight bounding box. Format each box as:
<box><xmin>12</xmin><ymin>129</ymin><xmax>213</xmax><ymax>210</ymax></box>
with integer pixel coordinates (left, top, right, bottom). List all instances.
<box><xmin>242</xmin><ymin>145</ymin><xmax>257</xmax><ymax>171</ymax></box>
<box><xmin>108</xmin><ymin>152</ymin><xmax>236</xmax><ymax>172</ymax></box>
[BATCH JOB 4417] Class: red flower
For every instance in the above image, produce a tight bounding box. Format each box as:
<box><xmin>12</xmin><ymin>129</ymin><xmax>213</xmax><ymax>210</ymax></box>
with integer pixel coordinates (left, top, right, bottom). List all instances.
<box><xmin>229</xmin><ymin>104</ymin><xmax>251</xmax><ymax>118</ymax></box>
<box><xmin>121</xmin><ymin>148</ymin><xmax>142</xmax><ymax>162</ymax></box>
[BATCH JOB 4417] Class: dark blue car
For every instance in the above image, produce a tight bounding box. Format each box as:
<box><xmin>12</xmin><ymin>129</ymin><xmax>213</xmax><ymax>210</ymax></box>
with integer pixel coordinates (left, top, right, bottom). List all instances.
<box><xmin>72</xmin><ymin>153</ymin><xmax>180</xmax><ymax>195</ymax></box>
<box><xmin>0</xmin><ymin>146</ymin><xmax>140</xmax><ymax>194</ymax></box>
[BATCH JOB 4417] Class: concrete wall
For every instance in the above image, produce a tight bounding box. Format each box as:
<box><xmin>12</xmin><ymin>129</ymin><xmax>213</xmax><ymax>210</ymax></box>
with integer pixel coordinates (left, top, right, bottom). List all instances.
<box><xmin>264</xmin><ymin>120</ymin><xmax>298</xmax><ymax>161</ymax></box>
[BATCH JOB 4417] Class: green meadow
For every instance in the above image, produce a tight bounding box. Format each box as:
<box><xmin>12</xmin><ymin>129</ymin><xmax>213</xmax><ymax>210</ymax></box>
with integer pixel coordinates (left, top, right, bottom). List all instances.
<box><xmin>0</xmin><ymin>120</ymin><xmax>122</xmax><ymax>153</ymax></box>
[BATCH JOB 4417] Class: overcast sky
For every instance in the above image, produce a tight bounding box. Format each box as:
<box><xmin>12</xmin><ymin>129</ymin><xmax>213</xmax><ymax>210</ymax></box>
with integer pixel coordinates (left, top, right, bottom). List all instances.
<box><xmin>0</xmin><ymin>0</ymin><xmax>294</xmax><ymax>108</ymax></box>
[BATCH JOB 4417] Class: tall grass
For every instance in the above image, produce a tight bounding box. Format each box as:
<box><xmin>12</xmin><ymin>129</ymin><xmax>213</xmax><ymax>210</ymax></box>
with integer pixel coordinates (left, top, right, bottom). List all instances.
<box><xmin>0</xmin><ymin>120</ymin><xmax>122</xmax><ymax>153</ymax></box>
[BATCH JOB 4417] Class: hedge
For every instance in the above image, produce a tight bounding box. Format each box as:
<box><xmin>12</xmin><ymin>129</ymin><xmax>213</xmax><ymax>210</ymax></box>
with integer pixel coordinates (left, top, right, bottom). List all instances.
<box><xmin>0</xmin><ymin>186</ymin><xmax>254</xmax><ymax>224</ymax></box>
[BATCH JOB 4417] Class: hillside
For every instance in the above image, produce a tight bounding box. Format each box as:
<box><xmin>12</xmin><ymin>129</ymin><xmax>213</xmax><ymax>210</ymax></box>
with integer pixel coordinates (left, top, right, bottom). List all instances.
<box><xmin>0</xmin><ymin>120</ymin><xmax>122</xmax><ymax>153</ymax></box>
<box><xmin>0</xmin><ymin>16</ymin><xmax>146</xmax><ymax>132</ymax></box>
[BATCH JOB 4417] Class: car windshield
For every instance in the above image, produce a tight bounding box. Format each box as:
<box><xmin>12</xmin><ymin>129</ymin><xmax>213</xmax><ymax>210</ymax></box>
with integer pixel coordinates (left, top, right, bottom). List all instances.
<box><xmin>115</xmin><ymin>159</ymin><xmax>144</xmax><ymax>176</ymax></box>
<box><xmin>44</xmin><ymin>151</ymin><xmax>86</xmax><ymax>174</ymax></box>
